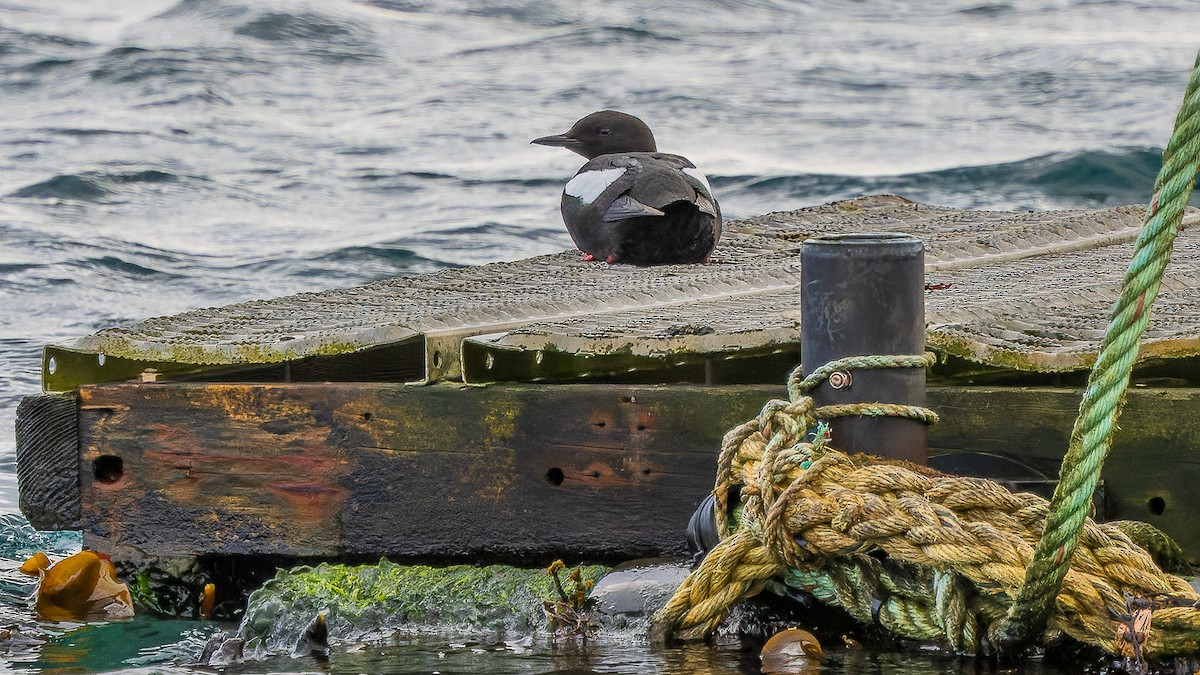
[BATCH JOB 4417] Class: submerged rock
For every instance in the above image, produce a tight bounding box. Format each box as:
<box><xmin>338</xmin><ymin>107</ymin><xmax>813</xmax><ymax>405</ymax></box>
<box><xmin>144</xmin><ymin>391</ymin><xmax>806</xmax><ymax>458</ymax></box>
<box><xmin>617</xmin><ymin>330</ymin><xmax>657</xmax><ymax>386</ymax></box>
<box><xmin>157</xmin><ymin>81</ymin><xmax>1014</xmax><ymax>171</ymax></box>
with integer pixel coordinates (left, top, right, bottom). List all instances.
<box><xmin>590</xmin><ymin>558</ymin><xmax>692</xmax><ymax>632</ymax></box>
<box><xmin>197</xmin><ymin>632</ymin><xmax>244</xmax><ymax>667</ymax></box>
<box><xmin>0</xmin><ymin>625</ymin><xmax>47</xmax><ymax>650</ymax></box>
<box><xmin>293</xmin><ymin>611</ymin><xmax>329</xmax><ymax>657</ymax></box>
<box><xmin>236</xmin><ymin>558</ymin><xmax>608</xmax><ymax>657</ymax></box>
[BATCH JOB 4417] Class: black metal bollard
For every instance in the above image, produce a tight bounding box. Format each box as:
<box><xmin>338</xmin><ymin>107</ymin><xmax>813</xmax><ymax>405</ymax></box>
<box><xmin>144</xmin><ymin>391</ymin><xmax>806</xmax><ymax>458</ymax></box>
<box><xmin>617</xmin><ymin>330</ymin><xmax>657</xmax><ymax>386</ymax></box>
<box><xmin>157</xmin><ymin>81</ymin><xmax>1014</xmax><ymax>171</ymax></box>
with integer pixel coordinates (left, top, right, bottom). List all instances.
<box><xmin>686</xmin><ymin>232</ymin><xmax>928</xmax><ymax>556</ymax></box>
<box><xmin>801</xmin><ymin>232</ymin><xmax>926</xmax><ymax>465</ymax></box>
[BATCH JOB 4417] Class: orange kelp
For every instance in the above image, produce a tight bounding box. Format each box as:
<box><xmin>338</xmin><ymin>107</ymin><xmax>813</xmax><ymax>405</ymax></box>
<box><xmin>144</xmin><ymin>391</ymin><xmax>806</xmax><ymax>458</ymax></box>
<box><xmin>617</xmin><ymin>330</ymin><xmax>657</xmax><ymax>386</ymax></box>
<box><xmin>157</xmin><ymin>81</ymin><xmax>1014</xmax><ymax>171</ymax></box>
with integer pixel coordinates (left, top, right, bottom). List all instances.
<box><xmin>21</xmin><ymin>551</ymin><xmax>134</xmax><ymax>621</ymax></box>
<box><xmin>201</xmin><ymin>583</ymin><xmax>216</xmax><ymax>620</ymax></box>
<box><xmin>760</xmin><ymin>628</ymin><xmax>823</xmax><ymax>674</ymax></box>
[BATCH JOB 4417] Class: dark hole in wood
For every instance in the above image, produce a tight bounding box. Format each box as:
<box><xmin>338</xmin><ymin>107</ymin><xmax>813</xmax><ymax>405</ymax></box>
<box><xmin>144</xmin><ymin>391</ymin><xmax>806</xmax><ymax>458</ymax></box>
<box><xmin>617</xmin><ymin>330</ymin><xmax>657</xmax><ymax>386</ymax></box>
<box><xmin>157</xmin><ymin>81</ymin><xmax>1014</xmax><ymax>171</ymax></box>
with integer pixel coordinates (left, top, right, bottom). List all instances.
<box><xmin>261</xmin><ymin>420</ymin><xmax>292</xmax><ymax>435</ymax></box>
<box><xmin>593</xmin><ymin>420</ymin><xmax>606</xmax><ymax>428</ymax></box>
<box><xmin>636</xmin><ymin>424</ymin><xmax>647</xmax><ymax>431</ymax></box>
<box><xmin>546</xmin><ymin>467</ymin><xmax>565</xmax><ymax>486</ymax></box>
<box><xmin>362</xmin><ymin>412</ymin><xmax>372</xmax><ymax>421</ymax></box>
<box><xmin>1148</xmin><ymin>496</ymin><xmax>1167</xmax><ymax>516</ymax></box>
<box><xmin>590</xmin><ymin>470</ymin><xmax>601</xmax><ymax>478</ymax></box>
<box><xmin>642</xmin><ymin>468</ymin><xmax>652</xmax><ymax>476</ymax></box>
<box><xmin>94</xmin><ymin>455</ymin><xmax>123</xmax><ymax>484</ymax></box>
<box><xmin>433</xmin><ymin>351</ymin><xmax>443</xmax><ymax>369</ymax></box>
<box><xmin>620</xmin><ymin>396</ymin><xmax>633</xmax><ymax>403</ymax></box>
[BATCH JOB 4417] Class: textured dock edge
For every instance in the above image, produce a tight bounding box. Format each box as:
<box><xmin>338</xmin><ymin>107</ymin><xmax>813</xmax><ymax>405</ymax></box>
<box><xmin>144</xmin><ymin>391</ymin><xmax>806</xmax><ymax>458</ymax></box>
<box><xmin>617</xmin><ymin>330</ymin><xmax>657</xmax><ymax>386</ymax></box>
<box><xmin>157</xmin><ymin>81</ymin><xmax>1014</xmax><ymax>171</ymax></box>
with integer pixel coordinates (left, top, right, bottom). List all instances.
<box><xmin>40</xmin><ymin>196</ymin><xmax>1200</xmax><ymax>388</ymax></box>
<box><xmin>16</xmin><ymin>393</ymin><xmax>81</xmax><ymax>530</ymax></box>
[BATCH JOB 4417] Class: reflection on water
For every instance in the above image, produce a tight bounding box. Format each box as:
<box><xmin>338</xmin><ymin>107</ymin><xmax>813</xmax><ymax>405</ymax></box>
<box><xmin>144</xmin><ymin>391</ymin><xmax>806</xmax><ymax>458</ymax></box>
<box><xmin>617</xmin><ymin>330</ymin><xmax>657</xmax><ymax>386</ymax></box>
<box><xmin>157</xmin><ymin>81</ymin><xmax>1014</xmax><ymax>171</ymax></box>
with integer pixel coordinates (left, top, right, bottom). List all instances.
<box><xmin>0</xmin><ymin>613</ymin><xmax>1124</xmax><ymax>674</ymax></box>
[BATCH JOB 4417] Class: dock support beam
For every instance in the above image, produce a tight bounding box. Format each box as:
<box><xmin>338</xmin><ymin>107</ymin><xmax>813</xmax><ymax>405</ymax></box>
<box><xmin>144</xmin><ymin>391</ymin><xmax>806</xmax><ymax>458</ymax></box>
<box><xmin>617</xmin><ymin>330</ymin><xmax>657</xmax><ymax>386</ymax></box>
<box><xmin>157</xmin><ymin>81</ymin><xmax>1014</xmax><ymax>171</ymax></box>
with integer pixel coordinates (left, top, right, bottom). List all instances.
<box><xmin>801</xmin><ymin>233</ymin><xmax>927</xmax><ymax>464</ymax></box>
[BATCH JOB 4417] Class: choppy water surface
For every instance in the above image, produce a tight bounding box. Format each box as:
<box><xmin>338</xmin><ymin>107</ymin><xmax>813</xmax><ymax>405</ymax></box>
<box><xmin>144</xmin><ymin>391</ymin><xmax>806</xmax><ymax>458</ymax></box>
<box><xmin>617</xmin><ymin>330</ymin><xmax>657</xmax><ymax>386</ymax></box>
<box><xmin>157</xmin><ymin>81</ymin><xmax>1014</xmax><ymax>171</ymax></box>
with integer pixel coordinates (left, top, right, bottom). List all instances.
<box><xmin>2</xmin><ymin>0</ymin><xmax>1198</xmax><ymax>671</ymax></box>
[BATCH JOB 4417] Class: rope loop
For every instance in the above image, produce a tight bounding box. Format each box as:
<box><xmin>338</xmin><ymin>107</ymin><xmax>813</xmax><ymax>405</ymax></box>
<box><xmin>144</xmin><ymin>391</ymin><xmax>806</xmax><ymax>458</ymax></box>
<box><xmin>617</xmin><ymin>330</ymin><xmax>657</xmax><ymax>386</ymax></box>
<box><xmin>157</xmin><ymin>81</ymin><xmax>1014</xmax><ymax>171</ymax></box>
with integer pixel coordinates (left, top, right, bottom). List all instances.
<box><xmin>786</xmin><ymin>352</ymin><xmax>938</xmax><ymax>401</ymax></box>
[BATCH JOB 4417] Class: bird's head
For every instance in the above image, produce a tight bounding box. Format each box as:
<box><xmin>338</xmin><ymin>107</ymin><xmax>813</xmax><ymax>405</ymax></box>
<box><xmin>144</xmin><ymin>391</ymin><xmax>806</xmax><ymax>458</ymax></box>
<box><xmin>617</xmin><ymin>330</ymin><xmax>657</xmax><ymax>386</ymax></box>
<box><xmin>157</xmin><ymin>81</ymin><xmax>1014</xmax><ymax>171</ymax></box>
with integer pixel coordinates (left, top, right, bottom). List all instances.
<box><xmin>532</xmin><ymin>110</ymin><xmax>657</xmax><ymax>159</ymax></box>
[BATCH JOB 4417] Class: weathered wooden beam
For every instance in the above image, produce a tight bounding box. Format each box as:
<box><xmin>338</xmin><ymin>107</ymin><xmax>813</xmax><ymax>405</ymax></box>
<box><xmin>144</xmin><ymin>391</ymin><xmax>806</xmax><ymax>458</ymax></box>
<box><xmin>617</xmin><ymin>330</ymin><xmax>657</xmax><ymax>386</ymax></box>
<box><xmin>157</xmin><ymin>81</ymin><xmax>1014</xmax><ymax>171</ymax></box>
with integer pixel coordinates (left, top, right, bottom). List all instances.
<box><xmin>928</xmin><ymin>386</ymin><xmax>1200</xmax><ymax>557</ymax></box>
<box><xmin>45</xmin><ymin>383</ymin><xmax>1200</xmax><ymax>565</ymax></box>
<box><xmin>76</xmin><ymin>382</ymin><xmax>778</xmax><ymax>563</ymax></box>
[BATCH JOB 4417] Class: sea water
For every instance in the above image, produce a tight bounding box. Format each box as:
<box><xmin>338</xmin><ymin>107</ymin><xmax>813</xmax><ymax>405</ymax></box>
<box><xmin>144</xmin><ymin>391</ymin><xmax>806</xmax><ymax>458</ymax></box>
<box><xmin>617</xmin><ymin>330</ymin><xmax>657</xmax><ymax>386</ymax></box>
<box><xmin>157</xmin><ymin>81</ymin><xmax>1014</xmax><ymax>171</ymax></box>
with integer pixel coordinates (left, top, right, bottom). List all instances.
<box><xmin>1</xmin><ymin>1</ymin><xmax>1197</xmax><ymax>671</ymax></box>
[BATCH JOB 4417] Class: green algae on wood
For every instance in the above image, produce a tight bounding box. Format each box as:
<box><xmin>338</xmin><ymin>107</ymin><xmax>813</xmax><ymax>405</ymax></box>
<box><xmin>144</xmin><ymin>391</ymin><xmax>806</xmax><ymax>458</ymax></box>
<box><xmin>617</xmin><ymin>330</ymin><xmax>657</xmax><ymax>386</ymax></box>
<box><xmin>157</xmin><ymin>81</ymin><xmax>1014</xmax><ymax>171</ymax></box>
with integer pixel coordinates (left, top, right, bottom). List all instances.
<box><xmin>461</xmin><ymin>337</ymin><xmax>802</xmax><ymax>384</ymax></box>
<box><xmin>42</xmin><ymin>339</ymin><xmax>425</xmax><ymax>392</ymax></box>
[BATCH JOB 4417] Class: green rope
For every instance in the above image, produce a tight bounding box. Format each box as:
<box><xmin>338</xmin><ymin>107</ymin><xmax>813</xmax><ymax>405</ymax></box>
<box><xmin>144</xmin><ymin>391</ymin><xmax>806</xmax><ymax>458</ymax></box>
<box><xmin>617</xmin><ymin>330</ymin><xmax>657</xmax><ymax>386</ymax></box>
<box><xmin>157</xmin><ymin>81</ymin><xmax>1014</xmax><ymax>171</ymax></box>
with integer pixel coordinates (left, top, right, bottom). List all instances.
<box><xmin>786</xmin><ymin>353</ymin><xmax>938</xmax><ymax>401</ymax></box>
<box><xmin>999</xmin><ymin>49</ymin><xmax>1200</xmax><ymax>647</ymax></box>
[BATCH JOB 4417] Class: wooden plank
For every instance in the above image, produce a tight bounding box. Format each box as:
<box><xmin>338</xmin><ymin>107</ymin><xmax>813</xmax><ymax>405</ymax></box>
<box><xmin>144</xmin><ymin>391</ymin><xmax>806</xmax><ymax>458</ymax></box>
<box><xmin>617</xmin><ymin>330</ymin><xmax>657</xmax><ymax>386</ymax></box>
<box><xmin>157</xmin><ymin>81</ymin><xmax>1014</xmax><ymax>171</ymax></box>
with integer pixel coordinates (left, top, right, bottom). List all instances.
<box><xmin>45</xmin><ymin>200</ymin><xmax>1200</xmax><ymax>391</ymax></box>
<box><xmin>928</xmin><ymin>386</ymin><xmax>1200</xmax><ymax>557</ymax></box>
<box><xmin>78</xmin><ymin>382</ymin><xmax>778</xmax><ymax>562</ymax></box>
<box><xmin>15</xmin><ymin>393</ymin><xmax>81</xmax><ymax>530</ymax></box>
<box><xmin>74</xmin><ymin>383</ymin><xmax>1200</xmax><ymax>565</ymax></box>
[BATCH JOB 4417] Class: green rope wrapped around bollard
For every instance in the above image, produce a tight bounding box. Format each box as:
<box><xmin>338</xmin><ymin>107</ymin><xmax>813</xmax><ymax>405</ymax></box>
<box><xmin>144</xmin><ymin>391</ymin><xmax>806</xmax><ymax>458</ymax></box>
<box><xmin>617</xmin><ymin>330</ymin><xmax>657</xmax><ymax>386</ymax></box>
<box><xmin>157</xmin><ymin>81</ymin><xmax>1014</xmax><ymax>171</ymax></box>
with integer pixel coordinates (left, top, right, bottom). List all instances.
<box><xmin>998</xmin><ymin>49</ymin><xmax>1200</xmax><ymax>647</ymax></box>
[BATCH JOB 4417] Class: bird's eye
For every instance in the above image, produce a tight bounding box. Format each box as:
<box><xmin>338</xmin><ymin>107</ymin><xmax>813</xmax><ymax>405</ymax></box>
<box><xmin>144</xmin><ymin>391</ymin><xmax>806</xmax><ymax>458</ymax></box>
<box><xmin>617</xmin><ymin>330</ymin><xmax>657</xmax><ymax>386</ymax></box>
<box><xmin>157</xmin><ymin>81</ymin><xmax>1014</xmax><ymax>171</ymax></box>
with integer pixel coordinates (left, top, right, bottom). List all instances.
<box><xmin>599</xmin><ymin>128</ymin><xmax>611</xmax><ymax>135</ymax></box>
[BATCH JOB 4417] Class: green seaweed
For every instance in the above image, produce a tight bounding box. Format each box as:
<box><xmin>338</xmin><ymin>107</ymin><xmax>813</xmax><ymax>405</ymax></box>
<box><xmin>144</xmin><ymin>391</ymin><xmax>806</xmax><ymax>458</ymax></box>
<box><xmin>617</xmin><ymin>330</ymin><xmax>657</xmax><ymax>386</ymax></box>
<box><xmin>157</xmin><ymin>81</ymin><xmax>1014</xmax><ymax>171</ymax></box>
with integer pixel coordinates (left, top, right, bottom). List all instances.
<box><xmin>238</xmin><ymin>559</ymin><xmax>608</xmax><ymax>653</ymax></box>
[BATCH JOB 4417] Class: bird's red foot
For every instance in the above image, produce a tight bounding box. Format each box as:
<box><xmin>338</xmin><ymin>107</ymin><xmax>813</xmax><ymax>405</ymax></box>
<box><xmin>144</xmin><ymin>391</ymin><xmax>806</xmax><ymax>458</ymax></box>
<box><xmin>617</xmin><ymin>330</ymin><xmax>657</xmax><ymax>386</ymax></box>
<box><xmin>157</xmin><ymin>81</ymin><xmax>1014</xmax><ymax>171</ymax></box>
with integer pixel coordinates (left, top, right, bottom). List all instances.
<box><xmin>579</xmin><ymin>252</ymin><xmax>596</xmax><ymax>262</ymax></box>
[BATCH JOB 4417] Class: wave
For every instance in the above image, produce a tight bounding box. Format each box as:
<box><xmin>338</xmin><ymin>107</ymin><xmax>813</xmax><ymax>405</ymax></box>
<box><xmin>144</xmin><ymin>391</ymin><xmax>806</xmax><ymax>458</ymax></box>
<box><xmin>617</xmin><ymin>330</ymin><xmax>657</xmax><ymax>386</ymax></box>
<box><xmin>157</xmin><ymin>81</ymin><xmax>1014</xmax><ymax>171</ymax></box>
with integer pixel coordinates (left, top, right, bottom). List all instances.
<box><xmin>452</xmin><ymin>24</ymin><xmax>679</xmax><ymax>57</ymax></box>
<box><xmin>0</xmin><ymin>24</ymin><xmax>93</xmax><ymax>55</ymax></box>
<box><xmin>0</xmin><ymin>236</ymin><xmax>209</xmax><ymax>287</ymax></box>
<box><xmin>29</xmin><ymin>127</ymin><xmax>146</xmax><ymax>138</ymax></box>
<box><xmin>233</xmin><ymin>224</ymin><xmax>576</xmax><ymax>275</ymax></box>
<box><xmin>87</xmin><ymin>44</ymin><xmax>270</xmax><ymax>86</ymax></box>
<box><xmin>9</xmin><ymin>169</ymin><xmax>184</xmax><ymax>202</ymax></box>
<box><xmin>305</xmin><ymin>244</ymin><xmax>434</xmax><ymax>266</ymax></box>
<box><xmin>144</xmin><ymin>0</ymin><xmax>383</xmax><ymax>63</ymax></box>
<box><xmin>232</xmin><ymin>10</ymin><xmax>383</xmax><ymax>63</ymax></box>
<box><xmin>239</xmin><ymin>244</ymin><xmax>453</xmax><ymax>282</ymax></box>
<box><xmin>10</xmin><ymin>174</ymin><xmax>114</xmax><ymax>201</ymax></box>
<box><xmin>917</xmin><ymin>148</ymin><xmax>1166</xmax><ymax>206</ymax></box>
<box><xmin>955</xmin><ymin>3</ymin><xmax>1016</xmax><ymax>16</ymax></box>
<box><xmin>720</xmin><ymin>148</ymin><xmax>1178</xmax><ymax>212</ymax></box>
<box><xmin>76</xmin><ymin>255</ymin><xmax>188</xmax><ymax>279</ymax></box>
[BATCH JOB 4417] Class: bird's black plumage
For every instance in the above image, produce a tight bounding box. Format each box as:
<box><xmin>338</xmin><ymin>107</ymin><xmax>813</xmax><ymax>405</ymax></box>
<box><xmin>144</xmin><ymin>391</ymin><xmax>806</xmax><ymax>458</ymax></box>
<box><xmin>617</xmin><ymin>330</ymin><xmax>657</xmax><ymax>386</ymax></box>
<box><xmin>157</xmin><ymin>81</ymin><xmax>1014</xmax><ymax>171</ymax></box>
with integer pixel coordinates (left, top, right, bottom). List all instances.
<box><xmin>532</xmin><ymin>110</ymin><xmax>721</xmax><ymax>265</ymax></box>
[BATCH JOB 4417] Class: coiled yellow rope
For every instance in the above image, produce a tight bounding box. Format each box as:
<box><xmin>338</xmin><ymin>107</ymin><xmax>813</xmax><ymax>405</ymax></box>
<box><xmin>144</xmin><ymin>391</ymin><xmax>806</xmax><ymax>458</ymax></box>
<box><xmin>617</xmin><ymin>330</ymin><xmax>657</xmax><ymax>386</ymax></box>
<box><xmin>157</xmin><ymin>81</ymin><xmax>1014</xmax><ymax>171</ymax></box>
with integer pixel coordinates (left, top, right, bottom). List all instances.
<box><xmin>655</xmin><ymin>360</ymin><xmax>1200</xmax><ymax>657</ymax></box>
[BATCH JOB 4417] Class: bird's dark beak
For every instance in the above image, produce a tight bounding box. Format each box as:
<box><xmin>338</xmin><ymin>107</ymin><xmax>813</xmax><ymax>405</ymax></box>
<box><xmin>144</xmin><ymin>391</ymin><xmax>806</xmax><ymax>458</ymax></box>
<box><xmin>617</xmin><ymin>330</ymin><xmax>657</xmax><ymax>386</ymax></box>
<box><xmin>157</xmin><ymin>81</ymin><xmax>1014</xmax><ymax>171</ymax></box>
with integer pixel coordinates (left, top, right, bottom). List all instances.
<box><xmin>531</xmin><ymin>133</ymin><xmax>577</xmax><ymax>148</ymax></box>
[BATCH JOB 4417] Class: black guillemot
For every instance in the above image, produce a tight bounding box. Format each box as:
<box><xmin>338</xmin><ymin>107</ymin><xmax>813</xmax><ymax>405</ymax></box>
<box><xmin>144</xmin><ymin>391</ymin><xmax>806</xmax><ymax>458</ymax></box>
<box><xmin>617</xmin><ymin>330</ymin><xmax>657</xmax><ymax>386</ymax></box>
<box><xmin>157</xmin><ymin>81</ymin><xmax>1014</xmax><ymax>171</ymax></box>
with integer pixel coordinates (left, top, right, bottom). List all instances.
<box><xmin>532</xmin><ymin>110</ymin><xmax>722</xmax><ymax>265</ymax></box>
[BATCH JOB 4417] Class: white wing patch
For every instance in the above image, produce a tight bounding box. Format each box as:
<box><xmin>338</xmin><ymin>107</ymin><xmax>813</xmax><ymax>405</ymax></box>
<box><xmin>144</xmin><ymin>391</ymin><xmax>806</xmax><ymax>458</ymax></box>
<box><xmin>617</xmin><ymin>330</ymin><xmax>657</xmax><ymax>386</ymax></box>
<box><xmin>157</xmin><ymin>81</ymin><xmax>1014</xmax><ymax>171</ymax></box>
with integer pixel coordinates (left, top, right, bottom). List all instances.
<box><xmin>682</xmin><ymin>167</ymin><xmax>713</xmax><ymax>195</ymax></box>
<box><xmin>565</xmin><ymin>168</ymin><xmax>625</xmax><ymax>204</ymax></box>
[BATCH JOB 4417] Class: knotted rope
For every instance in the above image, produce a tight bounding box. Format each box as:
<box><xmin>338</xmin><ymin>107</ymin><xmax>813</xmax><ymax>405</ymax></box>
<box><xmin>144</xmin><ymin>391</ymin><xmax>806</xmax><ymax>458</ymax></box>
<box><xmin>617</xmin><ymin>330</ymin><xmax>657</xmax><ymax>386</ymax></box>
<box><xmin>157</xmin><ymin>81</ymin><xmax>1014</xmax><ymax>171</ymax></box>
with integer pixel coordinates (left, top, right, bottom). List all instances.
<box><xmin>656</xmin><ymin>356</ymin><xmax>1200</xmax><ymax>655</ymax></box>
<box><xmin>656</xmin><ymin>49</ymin><xmax>1200</xmax><ymax>658</ymax></box>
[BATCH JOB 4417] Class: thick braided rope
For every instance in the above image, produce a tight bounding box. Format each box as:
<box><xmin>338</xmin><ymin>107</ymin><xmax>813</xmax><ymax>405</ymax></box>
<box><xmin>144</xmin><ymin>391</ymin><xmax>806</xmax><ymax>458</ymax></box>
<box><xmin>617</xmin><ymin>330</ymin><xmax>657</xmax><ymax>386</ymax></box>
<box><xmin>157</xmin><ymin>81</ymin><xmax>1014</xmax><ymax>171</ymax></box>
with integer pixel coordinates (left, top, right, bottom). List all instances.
<box><xmin>999</xmin><ymin>49</ymin><xmax>1200</xmax><ymax>646</ymax></box>
<box><xmin>786</xmin><ymin>456</ymin><xmax>1199</xmax><ymax>656</ymax></box>
<box><xmin>714</xmin><ymin>353</ymin><xmax>938</xmax><ymax>535</ymax></box>
<box><xmin>662</xmin><ymin>427</ymin><xmax>1200</xmax><ymax>655</ymax></box>
<box><xmin>657</xmin><ymin>353</ymin><xmax>939</xmax><ymax>635</ymax></box>
<box><xmin>786</xmin><ymin>560</ymin><xmax>1010</xmax><ymax>652</ymax></box>
<box><xmin>656</xmin><ymin>530</ymin><xmax>785</xmax><ymax>637</ymax></box>
<box><xmin>656</xmin><ymin>357</ymin><xmax>1200</xmax><ymax>654</ymax></box>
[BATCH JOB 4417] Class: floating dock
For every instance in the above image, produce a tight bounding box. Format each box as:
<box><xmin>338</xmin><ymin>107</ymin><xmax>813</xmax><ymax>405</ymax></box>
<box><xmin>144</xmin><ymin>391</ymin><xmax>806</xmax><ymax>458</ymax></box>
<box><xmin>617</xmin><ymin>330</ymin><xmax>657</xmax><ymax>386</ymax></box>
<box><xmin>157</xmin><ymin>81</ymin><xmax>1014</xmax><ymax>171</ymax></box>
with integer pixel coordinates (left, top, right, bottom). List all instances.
<box><xmin>15</xmin><ymin>195</ymin><xmax>1200</xmax><ymax>585</ymax></box>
